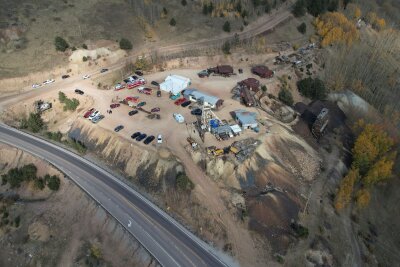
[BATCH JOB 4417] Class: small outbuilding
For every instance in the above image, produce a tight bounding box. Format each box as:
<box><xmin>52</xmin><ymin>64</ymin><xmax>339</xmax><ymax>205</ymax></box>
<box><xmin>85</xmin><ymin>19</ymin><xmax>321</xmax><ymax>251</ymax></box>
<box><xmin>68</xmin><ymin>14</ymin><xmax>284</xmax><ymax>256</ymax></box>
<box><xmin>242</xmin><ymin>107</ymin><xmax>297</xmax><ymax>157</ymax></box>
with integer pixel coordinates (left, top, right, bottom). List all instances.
<box><xmin>238</xmin><ymin>78</ymin><xmax>260</xmax><ymax>92</ymax></box>
<box><xmin>160</xmin><ymin>75</ymin><xmax>191</xmax><ymax>95</ymax></box>
<box><xmin>233</xmin><ymin>109</ymin><xmax>258</xmax><ymax>129</ymax></box>
<box><xmin>251</xmin><ymin>66</ymin><xmax>274</xmax><ymax>79</ymax></box>
<box><xmin>230</xmin><ymin>124</ymin><xmax>242</xmax><ymax>136</ymax></box>
<box><xmin>240</xmin><ymin>87</ymin><xmax>255</xmax><ymax>107</ymax></box>
<box><xmin>183</xmin><ymin>89</ymin><xmax>224</xmax><ymax>109</ymax></box>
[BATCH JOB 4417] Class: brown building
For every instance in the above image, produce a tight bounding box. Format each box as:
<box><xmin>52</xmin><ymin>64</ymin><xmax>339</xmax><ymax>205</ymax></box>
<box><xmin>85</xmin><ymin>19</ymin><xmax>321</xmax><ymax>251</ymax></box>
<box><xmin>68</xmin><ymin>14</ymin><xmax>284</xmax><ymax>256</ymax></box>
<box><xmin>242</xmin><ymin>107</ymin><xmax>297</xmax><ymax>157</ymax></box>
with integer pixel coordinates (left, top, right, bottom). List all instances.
<box><xmin>251</xmin><ymin>65</ymin><xmax>274</xmax><ymax>78</ymax></box>
<box><xmin>240</xmin><ymin>87</ymin><xmax>255</xmax><ymax>107</ymax></box>
<box><xmin>238</xmin><ymin>78</ymin><xmax>260</xmax><ymax>93</ymax></box>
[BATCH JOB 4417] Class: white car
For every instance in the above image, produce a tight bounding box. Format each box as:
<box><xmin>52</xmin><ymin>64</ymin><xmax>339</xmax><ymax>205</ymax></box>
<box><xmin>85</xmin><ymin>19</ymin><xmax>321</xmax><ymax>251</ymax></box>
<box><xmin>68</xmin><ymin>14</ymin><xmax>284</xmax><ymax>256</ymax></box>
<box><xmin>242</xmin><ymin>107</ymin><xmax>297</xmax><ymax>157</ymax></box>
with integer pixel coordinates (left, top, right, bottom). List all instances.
<box><xmin>83</xmin><ymin>74</ymin><xmax>90</xmax><ymax>79</ymax></box>
<box><xmin>42</xmin><ymin>79</ymin><xmax>55</xmax><ymax>85</ymax></box>
<box><xmin>32</xmin><ymin>84</ymin><xmax>40</xmax><ymax>89</ymax></box>
<box><xmin>173</xmin><ymin>113</ymin><xmax>185</xmax><ymax>123</ymax></box>
<box><xmin>157</xmin><ymin>134</ymin><xmax>163</xmax><ymax>144</ymax></box>
<box><xmin>89</xmin><ymin>110</ymin><xmax>100</xmax><ymax>121</ymax></box>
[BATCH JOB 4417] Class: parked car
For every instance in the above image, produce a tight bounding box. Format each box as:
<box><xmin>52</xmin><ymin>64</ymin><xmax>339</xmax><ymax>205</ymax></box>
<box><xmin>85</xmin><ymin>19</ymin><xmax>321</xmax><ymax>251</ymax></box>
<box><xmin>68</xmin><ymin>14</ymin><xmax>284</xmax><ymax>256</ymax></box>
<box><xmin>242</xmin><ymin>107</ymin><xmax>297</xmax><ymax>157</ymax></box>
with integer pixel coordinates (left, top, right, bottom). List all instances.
<box><xmin>191</xmin><ymin>108</ymin><xmax>202</xmax><ymax>116</ymax></box>
<box><xmin>115</xmin><ymin>83</ymin><xmax>125</xmax><ymax>90</ymax></box>
<box><xmin>128</xmin><ymin>110</ymin><xmax>139</xmax><ymax>116</ymax></box>
<box><xmin>110</xmin><ymin>103</ymin><xmax>120</xmax><ymax>109</ymax></box>
<box><xmin>100</xmin><ymin>68</ymin><xmax>108</xmax><ymax>73</ymax></box>
<box><xmin>131</xmin><ymin>132</ymin><xmax>141</xmax><ymax>139</ymax></box>
<box><xmin>83</xmin><ymin>108</ymin><xmax>95</xmax><ymax>118</ymax></box>
<box><xmin>114</xmin><ymin>125</ymin><xmax>124</xmax><ymax>132</ymax></box>
<box><xmin>92</xmin><ymin>115</ymin><xmax>104</xmax><ymax>123</ymax></box>
<box><xmin>181</xmin><ymin>101</ymin><xmax>191</xmax><ymax>107</ymax></box>
<box><xmin>174</xmin><ymin>98</ymin><xmax>186</xmax><ymax>105</ymax></box>
<box><xmin>157</xmin><ymin>134</ymin><xmax>163</xmax><ymax>144</ymax></box>
<box><xmin>135</xmin><ymin>70</ymin><xmax>143</xmax><ymax>76</ymax></box>
<box><xmin>61</xmin><ymin>75</ymin><xmax>70</xmax><ymax>79</ymax></box>
<box><xmin>157</xmin><ymin>90</ymin><xmax>161</xmax><ymax>97</ymax></box>
<box><xmin>127</xmin><ymin>78</ymin><xmax>145</xmax><ymax>89</ymax></box>
<box><xmin>42</xmin><ymin>79</ymin><xmax>55</xmax><ymax>85</ymax></box>
<box><xmin>89</xmin><ymin>110</ymin><xmax>100</xmax><ymax>120</ymax></box>
<box><xmin>83</xmin><ymin>74</ymin><xmax>90</xmax><ymax>79</ymax></box>
<box><xmin>173</xmin><ymin>113</ymin><xmax>185</xmax><ymax>123</ymax></box>
<box><xmin>151</xmin><ymin>81</ymin><xmax>159</xmax><ymax>87</ymax></box>
<box><xmin>32</xmin><ymin>84</ymin><xmax>40</xmax><ymax>89</ymax></box>
<box><xmin>136</xmin><ymin>133</ymin><xmax>147</xmax><ymax>141</ymax></box>
<box><xmin>137</xmin><ymin>101</ymin><xmax>146</xmax><ymax>107</ymax></box>
<box><xmin>197</xmin><ymin>70</ymin><xmax>210</xmax><ymax>78</ymax></box>
<box><xmin>170</xmin><ymin>93</ymin><xmax>181</xmax><ymax>100</ymax></box>
<box><xmin>144</xmin><ymin>135</ymin><xmax>155</xmax><ymax>145</ymax></box>
<box><xmin>75</xmin><ymin>89</ymin><xmax>84</xmax><ymax>95</ymax></box>
<box><xmin>151</xmin><ymin>107</ymin><xmax>160</xmax><ymax>113</ymax></box>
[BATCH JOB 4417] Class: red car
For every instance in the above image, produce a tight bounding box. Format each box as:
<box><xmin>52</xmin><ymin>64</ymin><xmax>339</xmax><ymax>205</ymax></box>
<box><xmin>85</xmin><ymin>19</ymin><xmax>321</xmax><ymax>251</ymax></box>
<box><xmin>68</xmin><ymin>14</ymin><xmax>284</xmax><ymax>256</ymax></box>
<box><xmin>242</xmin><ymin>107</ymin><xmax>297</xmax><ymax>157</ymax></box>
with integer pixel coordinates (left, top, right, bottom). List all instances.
<box><xmin>174</xmin><ymin>98</ymin><xmax>186</xmax><ymax>105</ymax></box>
<box><xmin>151</xmin><ymin>107</ymin><xmax>160</xmax><ymax>113</ymax></box>
<box><xmin>110</xmin><ymin>103</ymin><xmax>120</xmax><ymax>109</ymax></box>
<box><xmin>125</xmin><ymin>96</ymin><xmax>139</xmax><ymax>103</ymax></box>
<box><xmin>83</xmin><ymin>108</ymin><xmax>95</xmax><ymax>118</ymax></box>
<box><xmin>127</xmin><ymin>79</ymin><xmax>145</xmax><ymax>89</ymax></box>
<box><xmin>143</xmin><ymin>88</ymin><xmax>152</xmax><ymax>95</ymax></box>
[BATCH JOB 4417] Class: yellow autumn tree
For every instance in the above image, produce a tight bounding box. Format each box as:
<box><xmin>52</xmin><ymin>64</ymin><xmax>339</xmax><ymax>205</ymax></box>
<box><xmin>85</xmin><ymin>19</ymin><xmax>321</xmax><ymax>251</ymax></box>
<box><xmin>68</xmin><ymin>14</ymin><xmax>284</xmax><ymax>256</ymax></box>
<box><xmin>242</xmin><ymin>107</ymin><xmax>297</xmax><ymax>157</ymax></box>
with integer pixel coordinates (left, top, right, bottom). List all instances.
<box><xmin>314</xmin><ymin>12</ymin><xmax>359</xmax><ymax>47</ymax></box>
<box><xmin>355</xmin><ymin>188</ymin><xmax>371</xmax><ymax>208</ymax></box>
<box><xmin>335</xmin><ymin>168</ymin><xmax>359</xmax><ymax>211</ymax></box>
<box><xmin>364</xmin><ymin>155</ymin><xmax>395</xmax><ymax>185</ymax></box>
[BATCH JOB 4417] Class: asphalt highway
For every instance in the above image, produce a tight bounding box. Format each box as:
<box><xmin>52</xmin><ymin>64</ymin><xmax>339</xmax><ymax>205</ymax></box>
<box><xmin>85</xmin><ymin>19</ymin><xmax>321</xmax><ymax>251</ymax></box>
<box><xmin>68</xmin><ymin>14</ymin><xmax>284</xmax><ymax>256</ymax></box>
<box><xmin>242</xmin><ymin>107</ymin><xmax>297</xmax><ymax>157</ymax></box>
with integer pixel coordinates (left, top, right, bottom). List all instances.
<box><xmin>0</xmin><ymin>123</ymin><xmax>229</xmax><ymax>267</ymax></box>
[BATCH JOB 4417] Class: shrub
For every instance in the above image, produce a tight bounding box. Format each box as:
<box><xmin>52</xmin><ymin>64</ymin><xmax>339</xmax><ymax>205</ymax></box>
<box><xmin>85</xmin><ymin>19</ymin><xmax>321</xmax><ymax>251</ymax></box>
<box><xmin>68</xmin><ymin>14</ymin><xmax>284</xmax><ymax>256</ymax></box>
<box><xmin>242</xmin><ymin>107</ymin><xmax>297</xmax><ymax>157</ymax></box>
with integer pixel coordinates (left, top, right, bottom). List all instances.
<box><xmin>181</xmin><ymin>0</ymin><xmax>187</xmax><ymax>6</ymax></box>
<box><xmin>119</xmin><ymin>38</ymin><xmax>132</xmax><ymax>50</ymax></box>
<box><xmin>14</xmin><ymin>216</ymin><xmax>21</xmax><ymax>227</ymax></box>
<box><xmin>1</xmin><ymin>164</ymin><xmax>38</xmax><ymax>188</ymax></box>
<box><xmin>54</xmin><ymin>36</ymin><xmax>69</xmax><ymax>52</ymax></box>
<box><xmin>278</xmin><ymin>88</ymin><xmax>294</xmax><ymax>106</ymax></box>
<box><xmin>261</xmin><ymin>85</ymin><xmax>267</xmax><ymax>92</ymax></box>
<box><xmin>297</xmin><ymin>77</ymin><xmax>328</xmax><ymax>100</ymax></box>
<box><xmin>34</xmin><ymin>178</ymin><xmax>45</xmax><ymax>190</ymax></box>
<box><xmin>68</xmin><ymin>138</ymin><xmax>87</xmax><ymax>154</ymax></box>
<box><xmin>162</xmin><ymin>7</ymin><xmax>168</xmax><ymax>15</ymax></box>
<box><xmin>222</xmin><ymin>41</ymin><xmax>231</xmax><ymax>54</ymax></box>
<box><xmin>291</xmin><ymin>222</ymin><xmax>309</xmax><ymax>238</ymax></box>
<box><xmin>169</xmin><ymin>18</ymin><xmax>176</xmax><ymax>26</ymax></box>
<box><xmin>223</xmin><ymin>21</ymin><xmax>231</xmax><ymax>32</ymax></box>
<box><xmin>265</xmin><ymin>1</ymin><xmax>271</xmax><ymax>13</ymax></box>
<box><xmin>46</xmin><ymin>131</ymin><xmax>63</xmax><ymax>142</ymax></box>
<box><xmin>24</xmin><ymin>112</ymin><xmax>45</xmax><ymax>133</ymax></box>
<box><xmin>59</xmin><ymin>91</ymin><xmax>80</xmax><ymax>111</ymax></box>
<box><xmin>82</xmin><ymin>43</ymin><xmax>88</xmax><ymax>49</ymax></box>
<box><xmin>292</xmin><ymin>0</ymin><xmax>306</xmax><ymax>17</ymax></box>
<box><xmin>297</xmin><ymin>22</ymin><xmax>307</xmax><ymax>34</ymax></box>
<box><xmin>45</xmin><ymin>174</ymin><xmax>60</xmax><ymax>191</ymax></box>
<box><xmin>82</xmin><ymin>56</ymin><xmax>88</xmax><ymax>62</ymax></box>
<box><xmin>176</xmin><ymin>172</ymin><xmax>194</xmax><ymax>191</ymax></box>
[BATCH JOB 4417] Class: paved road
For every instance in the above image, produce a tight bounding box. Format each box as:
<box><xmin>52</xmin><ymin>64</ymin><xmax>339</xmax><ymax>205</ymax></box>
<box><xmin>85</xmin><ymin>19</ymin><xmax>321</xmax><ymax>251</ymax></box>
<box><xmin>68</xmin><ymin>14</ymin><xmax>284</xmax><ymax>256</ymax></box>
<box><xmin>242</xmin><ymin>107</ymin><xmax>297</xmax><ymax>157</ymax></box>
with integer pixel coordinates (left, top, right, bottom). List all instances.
<box><xmin>0</xmin><ymin>123</ymin><xmax>229</xmax><ymax>267</ymax></box>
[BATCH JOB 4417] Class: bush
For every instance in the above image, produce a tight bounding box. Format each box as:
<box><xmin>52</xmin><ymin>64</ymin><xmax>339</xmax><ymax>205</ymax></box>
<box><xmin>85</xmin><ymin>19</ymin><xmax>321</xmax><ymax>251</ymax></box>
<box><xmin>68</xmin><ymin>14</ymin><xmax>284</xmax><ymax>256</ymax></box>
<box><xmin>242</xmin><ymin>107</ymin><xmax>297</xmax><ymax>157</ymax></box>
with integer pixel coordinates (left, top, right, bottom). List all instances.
<box><xmin>162</xmin><ymin>7</ymin><xmax>168</xmax><ymax>15</ymax></box>
<box><xmin>292</xmin><ymin>0</ymin><xmax>306</xmax><ymax>17</ymax></box>
<box><xmin>1</xmin><ymin>164</ymin><xmax>38</xmax><ymax>188</ymax></box>
<box><xmin>22</xmin><ymin>112</ymin><xmax>45</xmax><ymax>133</ymax></box>
<box><xmin>278</xmin><ymin>88</ymin><xmax>294</xmax><ymax>106</ymax></box>
<box><xmin>176</xmin><ymin>172</ymin><xmax>194</xmax><ymax>191</ymax></box>
<box><xmin>223</xmin><ymin>21</ymin><xmax>231</xmax><ymax>32</ymax></box>
<box><xmin>46</xmin><ymin>131</ymin><xmax>63</xmax><ymax>142</ymax></box>
<box><xmin>119</xmin><ymin>38</ymin><xmax>132</xmax><ymax>50</ymax></box>
<box><xmin>181</xmin><ymin>0</ymin><xmax>187</xmax><ymax>6</ymax></box>
<box><xmin>222</xmin><ymin>41</ymin><xmax>231</xmax><ymax>54</ymax></box>
<box><xmin>54</xmin><ymin>36</ymin><xmax>69</xmax><ymax>52</ymax></box>
<box><xmin>82</xmin><ymin>56</ymin><xmax>88</xmax><ymax>62</ymax></box>
<box><xmin>265</xmin><ymin>1</ymin><xmax>271</xmax><ymax>13</ymax></box>
<box><xmin>45</xmin><ymin>174</ymin><xmax>60</xmax><ymax>191</ymax></box>
<box><xmin>261</xmin><ymin>85</ymin><xmax>267</xmax><ymax>92</ymax></box>
<box><xmin>68</xmin><ymin>138</ymin><xmax>87</xmax><ymax>154</ymax></box>
<box><xmin>59</xmin><ymin>91</ymin><xmax>80</xmax><ymax>111</ymax></box>
<box><xmin>169</xmin><ymin>18</ymin><xmax>176</xmax><ymax>26</ymax></box>
<box><xmin>291</xmin><ymin>222</ymin><xmax>309</xmax><ymax>238</ymax></box>
<box><xmin>14</xmin><ymin>216</ymin><xmax>21</xmax><ymax>228</ymax></box>
<box><xmin>34</xmin><ymin>178</ymin><xmax>45</xmax><ymax>190</ymax></box>
<box><xmin>82</xmin><ymin>43</ymin><xmax>88</xmax><ymax>49</ymax></box>
<box><xmin>297</xmin><ymin>77</ymin><xmax>328</xmax><ymax>100</ymax></box>
<box><xmin>297</xmin><ymin>22</ymin><xmax>307</xmax><ymax>34</ymax></box>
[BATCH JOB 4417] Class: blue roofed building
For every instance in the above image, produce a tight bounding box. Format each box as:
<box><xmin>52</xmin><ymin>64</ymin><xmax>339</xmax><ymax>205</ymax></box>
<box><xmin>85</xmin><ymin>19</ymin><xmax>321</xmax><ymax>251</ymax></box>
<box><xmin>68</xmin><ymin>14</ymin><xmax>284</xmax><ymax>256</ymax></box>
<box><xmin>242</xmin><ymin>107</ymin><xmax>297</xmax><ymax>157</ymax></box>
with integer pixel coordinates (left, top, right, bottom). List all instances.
<box><xmin>233</xmin><ymin>109</ymin><xmax>258</xmax><ymax>129</ymax></box>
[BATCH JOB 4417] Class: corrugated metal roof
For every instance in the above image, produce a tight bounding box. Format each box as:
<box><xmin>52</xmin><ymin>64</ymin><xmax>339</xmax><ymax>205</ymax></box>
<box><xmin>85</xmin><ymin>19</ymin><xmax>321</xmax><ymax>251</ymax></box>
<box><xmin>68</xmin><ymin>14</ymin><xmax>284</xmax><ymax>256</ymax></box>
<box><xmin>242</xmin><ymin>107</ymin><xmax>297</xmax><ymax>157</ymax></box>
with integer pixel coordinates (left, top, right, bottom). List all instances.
<box><xmin>234</xmin><ymin>109</ymin><xmax>257</xmax><ymax>125</ymax></box>
<box><xmin>183</xmin><ymin>89</ymin><xmax>221</xmax><ymax>106</ymax></box>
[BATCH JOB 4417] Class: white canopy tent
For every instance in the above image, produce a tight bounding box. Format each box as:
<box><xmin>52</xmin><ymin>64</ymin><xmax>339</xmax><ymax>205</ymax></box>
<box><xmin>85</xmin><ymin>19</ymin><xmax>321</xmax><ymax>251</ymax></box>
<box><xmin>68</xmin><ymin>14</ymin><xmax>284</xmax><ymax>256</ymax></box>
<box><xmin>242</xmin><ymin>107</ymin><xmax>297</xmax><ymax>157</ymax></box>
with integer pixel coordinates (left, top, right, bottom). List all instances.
<box><xmin>160</xmin><ymin>75</ymin><xmax>191</xmax><ymax>95</ymax></box>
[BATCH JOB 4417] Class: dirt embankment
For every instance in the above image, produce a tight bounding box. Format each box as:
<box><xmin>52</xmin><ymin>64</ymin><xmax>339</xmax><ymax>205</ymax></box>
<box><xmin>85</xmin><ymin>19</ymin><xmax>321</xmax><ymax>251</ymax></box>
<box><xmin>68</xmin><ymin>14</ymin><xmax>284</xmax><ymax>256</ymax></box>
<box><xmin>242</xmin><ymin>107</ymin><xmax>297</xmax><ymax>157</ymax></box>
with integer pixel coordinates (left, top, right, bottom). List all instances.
<box><xmin>0</xmin><ymin>143</ymin><xmax>157</xmax><ymax>267</ymax></box>
<box><xmin>188</xmin><ymin>122</ymin><xmax>321</xmax><ymax>255</ymax></box>
<box><xmin>68</xmin><ymin>119</ymin><xmax>229</xmax><ymax>248</ymax></box>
